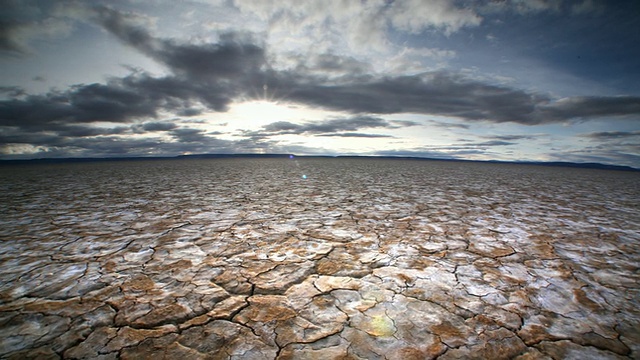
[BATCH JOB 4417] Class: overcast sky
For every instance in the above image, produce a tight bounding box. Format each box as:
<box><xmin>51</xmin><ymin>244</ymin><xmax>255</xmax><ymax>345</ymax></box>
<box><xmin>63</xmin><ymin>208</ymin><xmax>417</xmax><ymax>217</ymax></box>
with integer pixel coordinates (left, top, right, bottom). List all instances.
<box><xmin>1</xmin><ymin>0</ymin><xmax>639</xmax><ymax>167</ymax></box>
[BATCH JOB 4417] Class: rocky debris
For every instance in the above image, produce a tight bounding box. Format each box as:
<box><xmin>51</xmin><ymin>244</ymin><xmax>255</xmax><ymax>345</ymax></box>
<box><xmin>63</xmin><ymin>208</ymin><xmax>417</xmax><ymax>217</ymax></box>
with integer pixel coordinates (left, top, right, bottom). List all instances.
<box><xmin>0</xmin><ymin>158</ymin><xmax>638</xmax><ymax>359</ymax></box>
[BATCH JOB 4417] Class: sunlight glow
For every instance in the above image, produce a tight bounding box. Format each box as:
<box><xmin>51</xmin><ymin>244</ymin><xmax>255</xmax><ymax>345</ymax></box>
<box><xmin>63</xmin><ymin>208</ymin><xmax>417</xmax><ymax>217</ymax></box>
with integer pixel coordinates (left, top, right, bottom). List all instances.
<box><xmin>217</xmin><ymin>100</ymin><xmax>338</xmax><ymax>134</ymax></box>
<box><xmin>233</xmin><ymin>100</ymin><xmax>298</xmax><ymax>126</ymax></box>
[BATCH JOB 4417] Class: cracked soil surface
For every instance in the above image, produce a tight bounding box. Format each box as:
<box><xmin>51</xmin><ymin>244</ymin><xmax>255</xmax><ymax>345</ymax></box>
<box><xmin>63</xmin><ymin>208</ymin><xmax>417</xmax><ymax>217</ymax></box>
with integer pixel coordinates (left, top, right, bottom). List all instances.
<box><xmin>0</xmin><ymin>158</ymin><xmax>639</xmax><ymax>359</ymax></box>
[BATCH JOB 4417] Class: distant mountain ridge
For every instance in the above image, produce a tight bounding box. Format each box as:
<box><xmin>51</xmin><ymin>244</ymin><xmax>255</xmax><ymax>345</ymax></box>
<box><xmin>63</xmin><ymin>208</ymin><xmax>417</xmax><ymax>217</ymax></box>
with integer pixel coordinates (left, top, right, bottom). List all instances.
<box><xmin>0</xmin><ymin>153</ymin><xmax>638</xmax><ymax>172</ymax></box>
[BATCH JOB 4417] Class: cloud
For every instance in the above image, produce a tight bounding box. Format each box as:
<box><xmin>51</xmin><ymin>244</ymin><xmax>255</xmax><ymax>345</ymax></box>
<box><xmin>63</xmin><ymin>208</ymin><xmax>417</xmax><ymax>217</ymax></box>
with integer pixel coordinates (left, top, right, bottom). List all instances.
<box><xmin>289</xmin><ymin>53</ymin><xmax>372</xmax><ymax>77</ymax></box>
<box><xmin>480</xmin><ymin>0</ymin><xmax>562</xmax><ymax>15</ymax></box>
<box><xmin>232</xmin><ymin>0</ymin><xmax>483</xmax><ymax>57</ymax></box>
<box><xmin>313</xmin><ymin>53</ymin><xmax>370</xmax><ymax>73</ymax></box>
<box><xmin>541</xmin><ymin>96</ymin><xmax>640</xmax><ymax>122</ymax></box>
<box><xmin>176</xmin><ymin>108</ymin><xmax>202</xmax><ymax>117</ymax></box>
<box><xmin>374</xmin><ymin>148</ymin><xmax>475</xmax><ymax>159</ymax></box>
<box><xmin>0</xmin><ymin>20</ymin><xmax>29</xmax><ymax>55</ymax></box>
<box><xmin>279</xmin><ymin>71</ymin><xmax>547</xmax><ymax>122</ymax></box>
<box><xmin>275</xmin><ymin>71</ymin><xmax>640</xmax><ymax>124</ymax></box>
<box><xmin>0</xmin><ymin>130</ymin><xmax>61</xmax><ymax>146</ymax></box>
<box><xmin>0</xmin><ymin>125</ymin><xmax>286</xmax><ymax>160</ymax></box>
<box><xmin>0</xmin><ymin>1</ymin><xmax>75</xmax><ymax>56</ymax></box>
<box><xmin>24</xmin><ymin>6</ymin><xmax>633</xmax><ymax>129</ymax></box>
<box><xmin>1</xmin><ymin>11</ymin><xmax>638</xmax><ymax>146</ymax></box>
<box><xmin>581</xmin><ymin>130</ymin><xmax>640</xmax><ymax>139</ymax></box>
<box><xmin>0</xmin><ymin>70</ymin><xmax>236</xmax><ymax>133</ymax></box>
<box><xmin>141</xmin><ymin>121</ymin><xmax>178</xmax><ymax>132</ymax></box>
<box><xmin>122</xmin><ymin>74</ymin><xmax>232</xmax><ymax>112</ymax></box>
<box><xmin>546</xmin><ymin>148</ymin><xmax>640</xmax><ymax>168</ymax></box>
<box><xmin>423</xmin><ymin>141</ymin><xmax>516</xmax><ymax>150</ymax></box>
<box><xmin>373</xmin><ymin>138</ymin><xmax>522</xmax><ymax>161</ymax></box>
<box><xmin>0</xmin><ymin>79</ymin><xmax>162</xmax><ymax>128</ymax></box>
<box><xmin>58</xmin><ymin>135</ymin><xmax>235</xmax><ymax>158</ymax></box>
<box><xmin>389</xmin><ymin>120</ymin><xmax>421</xmax><ymax>127</ymax></box>
<box><xmin>482</xmin><ymin>134</ymin><xmax>538</xmax><ymax>141</ymax></box>
<box><xmin>428</xmin><ymin>120</ymin><xmax>470</xmax><ymax>129</ymax></box>
<box><xmin>571</xmin><ymin>0</ymin><xmax>606</xmax><ymax>15</ymax></box>
<box><xmin>258</xmin><ymin>116</ymin><xmax>417</xmax><ymax>136</ymax></box>
<box><xmin>0</xmin><ymin>86</ymin><xmax>26</xmax><ymax>98</ymax></box>
<box><xmin>169</xmin><ymin>128</ymin><xmax>209</xmax><ymax>143</ymax></box>
<box><xmin>317</xmin><ymin>133</ymin><xmax>394</xmax><ymax>138</ymax></box>
<box><xmin>387</xmin><ymin>0</ymin><xmax>482</xmax><ymax>35</ymax></box>
<box><xmin>95</xmin><ymin>6</ymin><xmax>265</xmax><ymax>82</ymax></box>
<box><xmin>2</xmin><ymin>4</ymin><xmax>639</xmax><ymax>162</ymax></box>
<box><xmin>472</xmin><ymin>140</ymin><xmax>515</xmax><ymax>147</ymax></box>
<box><xmin>54</xmin><ymin>125</ymin><xmax>129</xmax><ymax>137</ymax></box>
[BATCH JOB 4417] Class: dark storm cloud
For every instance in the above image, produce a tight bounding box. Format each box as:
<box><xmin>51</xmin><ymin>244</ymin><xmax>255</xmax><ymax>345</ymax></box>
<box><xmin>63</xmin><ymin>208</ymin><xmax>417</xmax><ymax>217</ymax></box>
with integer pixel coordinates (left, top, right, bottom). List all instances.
<box><xmin>0</xmin><ymin>86</ymin><xmax>26</xmax><ymax>98</ymax></box>
<box><xmin>292</xmin><ymin>116</ymin><xmax>389</xmax><ymax>133</ymax></box>
<box><xmin>66</xmin><ymin>135</ymin><xmax>233</xmax><ymax>157</ymax></box>
<box><xmin>54</xmin><ymin>124</ymin><xmax>129</xmax><ymax>137</ymax></box>
<box><xmin>0</xmin><ymin>0</ymin><xmax>74</xmax><ymax>57</ymax></box>
<box><xmin>0</xmin><ymin>70</ymin><xmax>234</xmax><ymax>133</ymax></box>
<box><xmin>0</xmin><ymin>81</ymin><xmax>157</xmax><ymax>128</ymax></box>
<box><xmin>0</xmin><ymin>127</ymin><xmax>275</xmax><ymax>159</ymax></box>
<box><xmin>92</xmin><ymin>6</ymin><xmax>156</xmax><ymax>54</ymax></box>
<box><xmin>277</xmin><ymin>71</ymin><xmax>546</xmax><ymax>123</ymax></box>
<box><xmin>0</xmin><ymin>123</ymin><xmax>130</xmax><ymax>151</ymax></box>
<box><xmin>176</xmin><ymin>108</ymin><xmax>202</xmax><ymax>117</ymax></box>
<box><xmin>158</xmin><ymin>35</ymin><xmax>265</xmax><ymax>81</ymax></box>
<box><xmin>0</xmin><ymin>0</ymin><xmax>39</xmax><ymax>55</ymax></box>
<box><xmin>141</xmin><ymin>121</ymin><xmax>178</xmax><ymax>132</ymax></box>
<box><xmin>260</xmin><ymin>116</ymin><xmax>417</xmax><ymax>136</ymax></box>
<box><xmin>121</xmin><ymin>74</ymin><xmax>232</xmax><ymax>112</ymax></box>
<box><xmin>0</xmin><ymin>20</ymin><xmax>25</xmax><ymax>54</ymax></box>
<box><xmin>262</xmin><ymin>121</ymin><xmax>300</xmax><ymax>132</ymax></box>
<box><xmin>580</xmin><ymin>130</ymin><xmax>640</xmax><ymax>139</ymax></box>
<box><xmin>540</xmin><ymin>96</ymin><xmax>640</xmax><ymax>122</ymax></box>
<box><xmin>169</xmin><ymin>128</ymin><xmax>209</xmax><ymax>143</ymax></box>
<box><xmin>95</xmin><ymin>6</ymin><xmax>265</xmax><ymax>81</ymax></box>
<box><xmin>0</xmin><ymin>131</ymin><xmax>60</xmax><ymax>146</ymax></box>
<box><xmin>278</xmin><ymin>71</ymin><xmax>640</xmax><ymax>124</ymax></box>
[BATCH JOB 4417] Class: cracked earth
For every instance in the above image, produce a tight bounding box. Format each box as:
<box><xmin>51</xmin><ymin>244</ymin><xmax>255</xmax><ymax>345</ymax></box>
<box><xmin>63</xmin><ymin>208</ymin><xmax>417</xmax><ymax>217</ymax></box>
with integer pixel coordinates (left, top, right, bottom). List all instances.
<box><xmin>0</xmin><ymin>158</ymin><xmax>639</xmax><ymax>359</ymax></box>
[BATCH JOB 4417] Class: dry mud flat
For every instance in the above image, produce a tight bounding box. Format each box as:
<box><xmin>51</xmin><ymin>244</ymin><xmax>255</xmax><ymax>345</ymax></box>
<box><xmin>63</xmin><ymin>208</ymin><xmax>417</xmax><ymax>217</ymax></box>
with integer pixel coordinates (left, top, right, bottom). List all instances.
<box><xmin>0</xmin><ymin>158</ymin><xmax>639</xmax><ymax>359</ymax></box>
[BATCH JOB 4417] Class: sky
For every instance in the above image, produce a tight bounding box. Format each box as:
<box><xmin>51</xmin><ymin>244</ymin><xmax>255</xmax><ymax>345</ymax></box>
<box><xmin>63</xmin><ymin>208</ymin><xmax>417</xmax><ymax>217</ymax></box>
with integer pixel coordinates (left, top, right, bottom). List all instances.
<box><xmin>1</xmin><ymin>0</ymin><xmax>639</xmax><ymax>167</ymax></box>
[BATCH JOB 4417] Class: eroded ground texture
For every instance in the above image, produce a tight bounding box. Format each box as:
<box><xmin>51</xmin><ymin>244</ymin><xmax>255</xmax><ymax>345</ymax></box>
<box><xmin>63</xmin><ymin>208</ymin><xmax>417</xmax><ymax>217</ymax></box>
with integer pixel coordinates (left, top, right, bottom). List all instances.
<box><xmin>0</xmin><ymin>158</ymin><xmax>639</xmax><ymax>359</ymax></box>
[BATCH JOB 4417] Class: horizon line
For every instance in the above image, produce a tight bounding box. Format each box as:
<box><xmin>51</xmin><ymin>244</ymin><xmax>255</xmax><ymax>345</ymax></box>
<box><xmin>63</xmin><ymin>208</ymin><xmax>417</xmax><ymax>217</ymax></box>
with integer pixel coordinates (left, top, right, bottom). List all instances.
<box><xmin>0</xmin><ymin>153</ymin><xmax>638</xmax><ymax>172</ymax></box>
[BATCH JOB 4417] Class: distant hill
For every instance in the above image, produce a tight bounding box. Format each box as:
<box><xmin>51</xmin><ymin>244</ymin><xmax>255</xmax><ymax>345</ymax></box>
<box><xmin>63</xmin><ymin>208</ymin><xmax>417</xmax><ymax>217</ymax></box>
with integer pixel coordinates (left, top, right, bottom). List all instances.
<box><xmin>0</xmin><ymin>153</ymin><xmax>638</xmax><ymax>172</ymax></box>
<box><xmin>335</xmin><ymin>156</ymin><xmax>640</xmax><ymax>172</ymax></box>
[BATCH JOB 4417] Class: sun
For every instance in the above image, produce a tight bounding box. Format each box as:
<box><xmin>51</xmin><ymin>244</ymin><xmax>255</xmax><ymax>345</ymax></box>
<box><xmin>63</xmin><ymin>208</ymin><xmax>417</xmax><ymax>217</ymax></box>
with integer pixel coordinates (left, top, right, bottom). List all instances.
<box><xmin>227</xmin><ymin>100</ymin><xmax>301</xmax><ymax>128</ymax></box>
<box><xmin>215</xmin><ymin>79</ymin><xmax>306</xmax><ymax>128</ymax></box>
